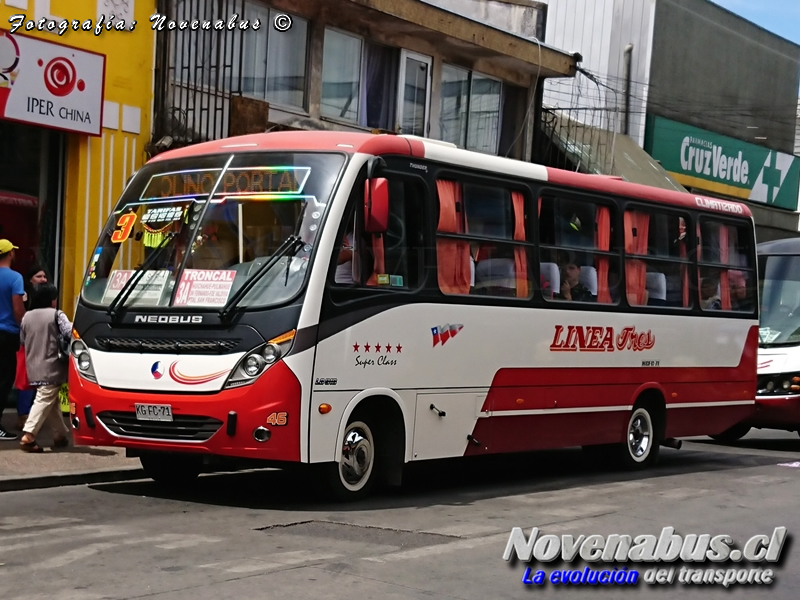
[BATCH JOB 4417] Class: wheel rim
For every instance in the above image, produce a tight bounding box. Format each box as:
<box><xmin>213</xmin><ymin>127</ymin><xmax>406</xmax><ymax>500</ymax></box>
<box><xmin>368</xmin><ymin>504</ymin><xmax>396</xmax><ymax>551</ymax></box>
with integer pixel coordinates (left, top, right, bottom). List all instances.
<box><xmin>339</xmin><ymin>421</ymin><xmax>374</xmax><ymax>492</ymax></box>
<box><xmin>628</xmin><ymin>409</ymin><xmax>652</xmax><ymax>462</ymax></box>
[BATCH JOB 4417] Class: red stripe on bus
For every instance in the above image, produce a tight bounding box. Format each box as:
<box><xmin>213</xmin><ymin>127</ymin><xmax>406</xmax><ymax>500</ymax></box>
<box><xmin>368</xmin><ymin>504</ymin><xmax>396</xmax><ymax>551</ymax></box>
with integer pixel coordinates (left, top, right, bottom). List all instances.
<box><xmin>544</xmin><ymin>167</ymin><xmax>753</xmax><ymax>219</ymax></box>
<box><xmin>151</xmin><ymin>131</ymin><xmax>425</xmax><ymax>162</ymax></box>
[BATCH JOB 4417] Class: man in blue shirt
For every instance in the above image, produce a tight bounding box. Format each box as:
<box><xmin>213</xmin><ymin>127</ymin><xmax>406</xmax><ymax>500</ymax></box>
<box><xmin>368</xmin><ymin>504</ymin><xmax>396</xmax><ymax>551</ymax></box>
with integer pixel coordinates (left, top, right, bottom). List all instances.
<box><xmin>0</xmin><ymin>239</ymin><xmax>26</xmax><ymax>440</ymax></box>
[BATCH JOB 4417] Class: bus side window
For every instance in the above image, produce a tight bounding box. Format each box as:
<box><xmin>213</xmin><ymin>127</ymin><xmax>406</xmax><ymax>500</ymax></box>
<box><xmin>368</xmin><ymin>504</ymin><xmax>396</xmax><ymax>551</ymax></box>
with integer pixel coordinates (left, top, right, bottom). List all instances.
<box><xmin>698</xmin><ymin>218</ymin><xmax>756</xmax><ymax>313</ymax></box>
<box><xmin>332</xmin><ymin>175</ymin><xmax>424</xmax><ymax>291</ymax></box>
<box><xmin>539</xmin><ymin>195</ymin><xmax>618</xmax><ymax>304</ymax></box>
<box><xmin>624</xmin><ymin>209</ymin><xmax>692</xmax><ymax>309</ymax></box>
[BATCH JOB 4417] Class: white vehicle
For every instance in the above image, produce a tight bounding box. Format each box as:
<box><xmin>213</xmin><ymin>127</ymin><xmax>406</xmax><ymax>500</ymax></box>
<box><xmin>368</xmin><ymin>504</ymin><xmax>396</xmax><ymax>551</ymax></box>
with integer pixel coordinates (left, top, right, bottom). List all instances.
<box><xmin>719</xmin><ymin>238</ymin><xmax>800</xmax><ymax>442</ymax></box>
<box><xmin>69</xmin><ymin>131</ymin><xmax>759</xmax><ymax>499</ymax></box>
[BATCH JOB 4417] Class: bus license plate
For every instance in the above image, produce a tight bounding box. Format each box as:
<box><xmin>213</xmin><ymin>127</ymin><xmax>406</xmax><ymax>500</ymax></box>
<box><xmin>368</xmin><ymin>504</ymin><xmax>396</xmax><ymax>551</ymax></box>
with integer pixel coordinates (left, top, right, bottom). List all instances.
<box><xmin>135</xmin><ymin>404</ymin><xmax>173</xmax><ymax>422</ymax></box>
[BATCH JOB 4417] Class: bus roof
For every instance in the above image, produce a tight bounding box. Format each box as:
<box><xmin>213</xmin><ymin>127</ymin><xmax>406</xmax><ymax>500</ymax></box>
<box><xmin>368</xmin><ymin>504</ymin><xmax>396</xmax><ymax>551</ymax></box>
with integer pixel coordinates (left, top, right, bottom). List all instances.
<box><xmin>758</xmin><ymin>237</ymin><xmax>800</xmax><ymax>255</ymax></box>
<box><xmin>150</xmin><ymin>130</ymin><xmax>753</xmax><ymax>220</ymax></box>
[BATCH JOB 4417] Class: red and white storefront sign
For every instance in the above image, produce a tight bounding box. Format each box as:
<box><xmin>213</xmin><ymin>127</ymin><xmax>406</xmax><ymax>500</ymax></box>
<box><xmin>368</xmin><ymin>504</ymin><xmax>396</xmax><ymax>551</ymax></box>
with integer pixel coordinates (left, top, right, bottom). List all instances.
<box><xmin>174</xmin><ymin>270</ymin><xmax>237</xmax><ymax>307</ymax></box>
<box><xmin>0</xmin><ymin>29</ymin><xmax>104</xmax><ymax>135</ymax></box>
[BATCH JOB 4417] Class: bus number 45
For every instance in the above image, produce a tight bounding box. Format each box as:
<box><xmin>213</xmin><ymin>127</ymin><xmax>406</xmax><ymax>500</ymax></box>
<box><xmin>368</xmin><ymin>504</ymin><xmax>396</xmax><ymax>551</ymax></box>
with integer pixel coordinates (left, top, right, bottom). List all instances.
<box><xmin>267</xmin><ymin>412</ymin><xmax>288</xmax><ymax>426</ymax></box>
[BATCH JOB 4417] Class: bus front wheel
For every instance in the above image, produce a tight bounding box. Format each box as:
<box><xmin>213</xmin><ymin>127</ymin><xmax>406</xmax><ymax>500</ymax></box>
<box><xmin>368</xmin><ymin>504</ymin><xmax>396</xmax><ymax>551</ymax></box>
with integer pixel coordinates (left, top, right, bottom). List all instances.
<box><xmin>322</xmin><ymin>419</ymin><xmax>377</xmax><ymax>501</ymax></box>
<box><xmin>139</xmin><ymin>453</ymin><xmax>202</xmax><ymax>487</ymax></box>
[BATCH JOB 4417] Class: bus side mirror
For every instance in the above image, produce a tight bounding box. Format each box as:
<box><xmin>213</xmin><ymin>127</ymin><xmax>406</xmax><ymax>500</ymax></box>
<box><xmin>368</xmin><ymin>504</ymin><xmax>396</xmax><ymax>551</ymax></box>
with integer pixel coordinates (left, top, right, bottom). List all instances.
<box><xmin>364</xmin><ymin>178</ymin><xmax>389</xmax><ymax>233</ymax></box>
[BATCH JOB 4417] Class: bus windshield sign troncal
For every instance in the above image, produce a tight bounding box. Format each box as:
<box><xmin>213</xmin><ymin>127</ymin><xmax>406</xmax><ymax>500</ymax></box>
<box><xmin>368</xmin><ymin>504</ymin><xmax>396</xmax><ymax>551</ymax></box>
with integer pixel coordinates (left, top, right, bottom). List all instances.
<box><xmin>140</xmin><ymin>166</ymin><xmax>312</xmax><ymax>200</ymax></box>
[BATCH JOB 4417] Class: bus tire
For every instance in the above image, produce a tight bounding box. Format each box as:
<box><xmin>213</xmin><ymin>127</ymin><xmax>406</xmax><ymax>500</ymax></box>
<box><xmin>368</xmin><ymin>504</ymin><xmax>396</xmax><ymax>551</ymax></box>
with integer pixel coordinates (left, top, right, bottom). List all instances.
<box><xmin>618</xmin><ymin>404</ymin><xmax>660</xmax><ymax>470</ymax></box>
<box><xmin>322</xmin><ymin>418</ymin><xmax>378</xmax><ymax>502</ymax></box>
<box><xmin>709</xmin><ymin>424</ymin><xmax>750</xmax><ymax>443</ymax></box>
<box><xmin>140</xmin><ymin>453</ymin><xmax>202</xmax><ymax>487</ymax></box>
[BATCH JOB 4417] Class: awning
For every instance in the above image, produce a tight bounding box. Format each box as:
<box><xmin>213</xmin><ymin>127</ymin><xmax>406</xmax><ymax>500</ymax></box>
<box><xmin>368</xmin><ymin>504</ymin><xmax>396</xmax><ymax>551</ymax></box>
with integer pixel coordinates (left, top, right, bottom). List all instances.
<box><xmin>542</xmin><ymin>109</ymin><xmax>687</xmax><ymax>193</ymax></box>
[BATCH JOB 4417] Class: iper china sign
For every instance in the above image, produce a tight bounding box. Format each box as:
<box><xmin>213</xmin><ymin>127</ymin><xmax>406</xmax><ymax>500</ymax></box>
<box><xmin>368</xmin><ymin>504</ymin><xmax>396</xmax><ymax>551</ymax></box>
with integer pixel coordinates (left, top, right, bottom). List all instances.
<box><xmin>646</xmin><ymin>116</ymin><xmax>800</xmax><ymax>211</ymax></box>
<box><xmin>0</xmin><ymin>29</ymin><xmax>104</xmax><ymax>135</ymax></box>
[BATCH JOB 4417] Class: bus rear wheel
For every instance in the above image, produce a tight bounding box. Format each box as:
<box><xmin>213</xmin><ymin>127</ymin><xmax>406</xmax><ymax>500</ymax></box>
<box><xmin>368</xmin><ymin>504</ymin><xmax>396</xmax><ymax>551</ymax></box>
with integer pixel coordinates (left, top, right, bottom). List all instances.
<box><xmin>140</xmin><ymin>452</ymin><xmax>202</xmax><ymax>487</ymax></box>
<box><xmin>618</xmin><ymin>405</ymin><xmax>660</xmax><ymax>470</ymax></box>
<box><xmin>322</xmin><ymin>419</ymin><xmax>377</xmax><ymax>501</ymax></box>
<box><xmin>709</xmin><ymin>424</ymin><xmax>751</xmax><ymax>443</ymax></box>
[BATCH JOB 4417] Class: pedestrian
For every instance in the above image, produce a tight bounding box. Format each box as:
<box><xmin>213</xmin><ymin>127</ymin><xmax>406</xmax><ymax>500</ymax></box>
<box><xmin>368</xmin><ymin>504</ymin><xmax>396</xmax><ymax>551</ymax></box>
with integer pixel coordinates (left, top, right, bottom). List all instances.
<box><xmin>14</xmin><ymin>264</ymin><xmax>48</xmax><ymax>429</ymax></box>
<box><xmin>19</xmin><ymin>282</ymin><xmax>71</xmax><ymax>452</ymax></box>
<box><xmin>0</xmin><ymin>239</ymin><xmax>25</xmax><ymax>441</ymax></box>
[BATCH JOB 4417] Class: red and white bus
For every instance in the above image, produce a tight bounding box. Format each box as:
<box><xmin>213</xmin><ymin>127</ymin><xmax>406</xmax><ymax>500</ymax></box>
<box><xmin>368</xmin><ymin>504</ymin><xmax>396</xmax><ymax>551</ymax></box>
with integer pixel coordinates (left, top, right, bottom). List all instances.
<box><xmin>68</xmin><ymin>131</ymin><xmax>759</xmax><ymax>499</ymax></box>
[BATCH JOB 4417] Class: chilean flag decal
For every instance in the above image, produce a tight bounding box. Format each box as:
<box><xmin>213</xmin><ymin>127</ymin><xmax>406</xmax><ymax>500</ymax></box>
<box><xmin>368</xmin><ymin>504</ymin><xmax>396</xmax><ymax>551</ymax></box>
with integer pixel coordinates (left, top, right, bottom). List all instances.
<box><xmin>168</xmin><ymin>361</ymin><xmax>230</xmax><ymax>385</ymax></box>
<box><xmin>432</xmin><ymin>324</ymin><xmax>464</xmax><ymax>347</ymax></box>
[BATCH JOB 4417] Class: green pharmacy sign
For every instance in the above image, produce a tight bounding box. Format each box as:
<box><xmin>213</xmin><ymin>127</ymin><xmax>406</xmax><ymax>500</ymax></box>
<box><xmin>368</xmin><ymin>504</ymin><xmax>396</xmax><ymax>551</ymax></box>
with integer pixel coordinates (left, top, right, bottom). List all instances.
<box><xmin>646</xmin><ymin>116</ymin><xmax>800</xmax><ymax>211</ymax></box>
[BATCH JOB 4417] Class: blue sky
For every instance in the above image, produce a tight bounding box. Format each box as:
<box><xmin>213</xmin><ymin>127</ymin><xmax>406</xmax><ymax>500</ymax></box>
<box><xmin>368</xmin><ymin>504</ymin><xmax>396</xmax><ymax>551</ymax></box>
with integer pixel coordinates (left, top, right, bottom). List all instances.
<box><xmin>710</xmin><ymin>0</ymin><xmax>800</xmax><ymax>46</ymax></box>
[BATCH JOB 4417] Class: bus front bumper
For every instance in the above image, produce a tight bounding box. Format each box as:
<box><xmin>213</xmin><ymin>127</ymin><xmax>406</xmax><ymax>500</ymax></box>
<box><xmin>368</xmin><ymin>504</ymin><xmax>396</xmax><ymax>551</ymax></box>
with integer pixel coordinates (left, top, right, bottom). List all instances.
<box><xmin>67</xmin><ymin>360</ymin><xmax>302</xmax><ymax>462</ymax></box>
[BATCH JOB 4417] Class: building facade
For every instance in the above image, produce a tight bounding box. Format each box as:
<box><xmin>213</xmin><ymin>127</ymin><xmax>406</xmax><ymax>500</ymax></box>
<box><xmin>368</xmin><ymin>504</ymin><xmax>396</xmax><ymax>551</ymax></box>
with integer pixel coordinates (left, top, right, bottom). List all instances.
<box><xmin>149</xmin><ymin>0</ymin><xmax>577</xmax><ymax>164</ymax></box>
<box><xmin>0</xmin><ymin>0</ymin><xmax>155</xmax><ymax>316</ymax></box>
<box><xmin>536</xmin><ymin>0</ymin><xmax>800</xmax><ymax>242</ymax></box>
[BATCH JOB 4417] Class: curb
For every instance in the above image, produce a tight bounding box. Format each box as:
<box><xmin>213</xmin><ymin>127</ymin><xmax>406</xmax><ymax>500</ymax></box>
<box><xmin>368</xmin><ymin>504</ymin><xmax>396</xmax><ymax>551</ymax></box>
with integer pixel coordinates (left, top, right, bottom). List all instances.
<box><xmin>0</xmin><ymin>467</ymin><xmax>146</xmax><ymax>493</ymax></box>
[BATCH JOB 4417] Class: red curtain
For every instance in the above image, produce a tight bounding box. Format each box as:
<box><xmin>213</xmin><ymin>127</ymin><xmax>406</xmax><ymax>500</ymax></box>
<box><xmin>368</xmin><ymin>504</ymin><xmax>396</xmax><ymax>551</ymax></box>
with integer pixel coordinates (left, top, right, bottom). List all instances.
<box><xmin>436</xmin><ymin>180</ymin><xmax>471</xmax><ymax>295</ymax></box>
<box><xmin>678</xmin><ymin>217</ymin><xmax>689</xmax><ymax>307</ymax></box>
<box><xmin>624</xmin><ymin>211</ymin><xmax>650</xmax><ymax>305</ymax></box>
<box><xmin>511</xmin><ymin>191</ymin><xmax>528</xmax><ymax>299</ymax></box>
<box><xmin>719</xmin><ymin>225</ymin><xmax>731</xmax><ymax>310</ymax></box>
<box><xmin>595</xmin><ymin>206</ymin><xmax>611</xmax><ymax>303</ymax></box>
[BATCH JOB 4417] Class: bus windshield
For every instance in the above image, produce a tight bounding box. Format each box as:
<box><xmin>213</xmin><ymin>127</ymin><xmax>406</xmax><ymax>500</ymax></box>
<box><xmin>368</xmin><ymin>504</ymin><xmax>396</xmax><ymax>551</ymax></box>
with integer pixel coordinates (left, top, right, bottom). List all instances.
<box><xmin>81</xmin><ymin>151</ymin><xmax>345</xmax><ymax>310</ymax></box>
<box><xmin>759</xmin><ymin>254</ymin><xmax>800</xmax><ymax>346</ymax></box>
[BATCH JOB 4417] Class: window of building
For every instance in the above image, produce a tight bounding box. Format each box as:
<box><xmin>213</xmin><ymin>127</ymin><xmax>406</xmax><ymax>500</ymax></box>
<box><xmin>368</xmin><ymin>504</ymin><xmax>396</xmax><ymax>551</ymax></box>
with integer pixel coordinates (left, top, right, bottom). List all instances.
<box><xmin>240</xmin><ymin>5</ymin><xmax>309</xmax><ymax>108</ymax></box>
<box><xmin>321</xmin><ymin>30</ymin><xmax>399</xmax><ymax>130</ymax></box>
<box><xmin>439</xmin><ymin>65</ymin><xmax>503</xmax><ymax>154</ymax></box>
<box><xmin>539</xmin><ymin>196</ymin><xmax>620</xmax><ymax>304</ymax></box>
<box><xmin>622</xmin><ymin>210</ymin><xmax>692</xmax><ymax>308</ymax></box>
<box><xmin>397</xmin><ymin>51</ymin><xmax>432</xmax><ymax>136</ymax></box>
<box><xmin>171</xmin><ymin>2</ymin><xmax>309</xmax><ymax>110</ymax></box>
<box><xmin>697</xmin><ymin>218</ymin><xmax>756</xmax><ymax>313</ymax></box>
<box><xmin>436</xmin><ymin>180</ymin><xmax>531</xmax><ymax>299</ymax></box>
<box><xmin>331</xmin><ymin>176</ymin><xmax>425</xmax><ymax>291</ymax></box>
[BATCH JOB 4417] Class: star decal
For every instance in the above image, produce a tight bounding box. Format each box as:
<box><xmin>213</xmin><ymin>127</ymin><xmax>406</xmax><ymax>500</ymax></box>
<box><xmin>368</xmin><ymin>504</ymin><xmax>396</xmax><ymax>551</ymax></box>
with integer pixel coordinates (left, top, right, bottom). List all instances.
<box><xmin>364</xmin><ymin>343</ymin><xmax>370</xmax><ymax>352</ymax></box>
<box><xmin>353</xmin><ymin>343</ymin><xmax>359</xmax><ymax>352</ymax></box>
<box><xmin>385</xmin><ymin>344</ymin><xmax>392</xmax><ymax>353</ymax></box>
<box><xmin>375</xmin><ymin>343</ymin><xmax>382</xmax><ymax>353</ymax></box>
<box><xmin>395</xmin><ymin>344</ymin><xmax>402</xmax><ymax>353</ymax></box>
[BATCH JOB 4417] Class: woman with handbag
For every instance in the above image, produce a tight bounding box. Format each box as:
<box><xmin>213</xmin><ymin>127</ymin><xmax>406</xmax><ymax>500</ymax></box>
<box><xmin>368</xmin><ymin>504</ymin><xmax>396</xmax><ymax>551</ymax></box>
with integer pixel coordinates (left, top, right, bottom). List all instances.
<box><xmin>14</xmin><ymin>264</ymin><xmax>48</xmax><ymax>429</ymax></box>
<box><xmin>18</xmin><ymin>282</ymin><xmax>71</xmax><ymax>453</ymax></box>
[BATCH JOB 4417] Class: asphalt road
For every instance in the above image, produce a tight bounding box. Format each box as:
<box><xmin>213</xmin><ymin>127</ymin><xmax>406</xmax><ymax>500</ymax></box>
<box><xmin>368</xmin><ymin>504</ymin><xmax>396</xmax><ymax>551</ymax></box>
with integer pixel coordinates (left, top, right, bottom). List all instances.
<box><xmin>2</xmin><ymin>430</ymin><xmax>800</xmax><ymax>600</ymax></box>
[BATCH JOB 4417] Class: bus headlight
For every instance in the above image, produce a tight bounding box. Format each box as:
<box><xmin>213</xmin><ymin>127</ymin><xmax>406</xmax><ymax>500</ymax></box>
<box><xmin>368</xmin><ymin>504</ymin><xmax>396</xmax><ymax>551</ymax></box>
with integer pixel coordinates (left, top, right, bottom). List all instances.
<box><xmin>263</xmin><ymin>343</ymin><xmax>281</xmax><ymax>364</ymax></box>
<box><xmin>243</xmin><ymin>354</ymin><xmax>266</xmax><ymax>377</ymax></box>
<box><xmin>70</xmin><ymin>340</ymin><xmax>97</xmax><ymax>383</ymax></box>
<box><xmin>223</xmin><ymin>330</ymin><xmax>296</xmax><ymax>389</ymax></box>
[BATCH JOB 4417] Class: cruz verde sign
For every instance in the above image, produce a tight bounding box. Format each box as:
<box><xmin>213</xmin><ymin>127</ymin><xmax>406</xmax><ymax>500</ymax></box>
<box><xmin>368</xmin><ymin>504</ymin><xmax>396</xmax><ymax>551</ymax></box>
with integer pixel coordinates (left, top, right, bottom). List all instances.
<box><xmin>646</xmin><ymin>116</ymin><xmax>800</xmax><ymax>211</ymax></box>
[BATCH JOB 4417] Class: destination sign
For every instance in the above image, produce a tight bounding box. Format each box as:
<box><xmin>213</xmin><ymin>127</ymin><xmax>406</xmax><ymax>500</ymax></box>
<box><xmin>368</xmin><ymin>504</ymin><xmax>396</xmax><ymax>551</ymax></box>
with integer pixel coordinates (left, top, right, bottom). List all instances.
<box><xmin>141</xmin><ymin>167</ymin><xmax>312</xmax><ymax>200</ymax></box>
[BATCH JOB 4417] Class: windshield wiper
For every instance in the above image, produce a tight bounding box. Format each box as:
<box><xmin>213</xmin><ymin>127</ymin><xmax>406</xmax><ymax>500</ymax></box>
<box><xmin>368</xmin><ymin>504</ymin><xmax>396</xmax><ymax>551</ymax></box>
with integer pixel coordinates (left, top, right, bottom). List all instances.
<box><xmin>218</xmin><ymin>235</ymin><xmax>305</xmax><ymax>321</ymax></box>
<box><xmin>106</xmin><ymin>233</ymin><xmax>175</xmax><ymax>320</ymax></box>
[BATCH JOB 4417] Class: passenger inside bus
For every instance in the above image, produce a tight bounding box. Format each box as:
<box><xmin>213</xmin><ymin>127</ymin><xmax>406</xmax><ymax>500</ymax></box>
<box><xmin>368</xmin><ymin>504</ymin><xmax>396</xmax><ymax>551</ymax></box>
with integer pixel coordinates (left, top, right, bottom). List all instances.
<box><xmin>729</xmin><ymin>270</ymin><xmax>754</xmax><ymax>312</ymax></box>
<box><xmin>701</xmin><ymin>276</ymin><xmax>722</xmax><ymax>310</ymax></box>
<box><xmin>335</xmin><ymin>229</ymin><xmax>356</xmax><ymax>284</ymax></box>
<box><xmin>556</xmin><ymin>262</ymin><xmax>595</xmax><ymax>302</ymax></box>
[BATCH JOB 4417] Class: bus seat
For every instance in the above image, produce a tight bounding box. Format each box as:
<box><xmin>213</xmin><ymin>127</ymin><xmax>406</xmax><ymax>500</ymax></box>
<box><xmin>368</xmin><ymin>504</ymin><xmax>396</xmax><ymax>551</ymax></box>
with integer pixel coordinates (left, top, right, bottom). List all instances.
<box><xmin>579</xmin><ymin>266</ymin><xmax>598</xmax><ymax>297</ymax></box>
<box><xmin>646</xmin><ymin>272</ymin><xmax>667</xmax><ymax>306</ymax></box>
<box><xmin>474</xmin><ymin>258</ymin><xmax>516</xmax><ymax>296</ymax></box>
<box><xmin>665</xmin><ymin>273</ymin><xmax>683</xmax><ymax>306</ymax></box>
<box><xmin>540</xmin><ymin>262</ymin><xmax>559</xmax><ymax>299</ymax></box>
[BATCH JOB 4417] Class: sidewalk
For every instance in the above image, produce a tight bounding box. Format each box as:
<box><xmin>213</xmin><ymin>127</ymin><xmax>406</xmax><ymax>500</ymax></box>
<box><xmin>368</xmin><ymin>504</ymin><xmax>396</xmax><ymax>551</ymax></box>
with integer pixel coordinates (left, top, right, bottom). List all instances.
<box><xmin>0</xmin><ymin>408</ymin><xmax>144</xmax><ymax>492</ymax></box>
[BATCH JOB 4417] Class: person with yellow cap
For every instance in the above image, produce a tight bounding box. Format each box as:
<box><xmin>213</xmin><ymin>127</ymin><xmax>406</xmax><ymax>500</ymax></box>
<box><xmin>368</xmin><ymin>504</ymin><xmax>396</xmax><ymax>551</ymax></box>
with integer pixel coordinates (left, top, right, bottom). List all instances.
<box><xmin>0</xmin><ymin>239</ymin><xmax>25</xmax><ymax>440</ymax></box>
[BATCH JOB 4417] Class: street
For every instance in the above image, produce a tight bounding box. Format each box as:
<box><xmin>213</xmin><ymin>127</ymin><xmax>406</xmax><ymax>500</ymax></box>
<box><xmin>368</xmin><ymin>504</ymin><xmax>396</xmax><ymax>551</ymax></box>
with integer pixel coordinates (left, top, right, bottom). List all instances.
<box><xmin>2</xmin><ymin>431</ymin><xmax>799</xmax><ymax>599</ymax></box>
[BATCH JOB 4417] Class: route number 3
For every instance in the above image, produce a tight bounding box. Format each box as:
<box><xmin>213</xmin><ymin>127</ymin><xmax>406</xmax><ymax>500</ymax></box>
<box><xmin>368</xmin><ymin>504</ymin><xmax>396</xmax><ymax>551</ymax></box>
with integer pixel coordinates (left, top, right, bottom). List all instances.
<box><xmin>267</xmin><ymin>412</ymin><xmax>288</xmax><ymax>426</ymax></box>
<box><xmin>111</xmin><ymin>213</ymin><xmax>137</xmax><ymax>243</ymax></box>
